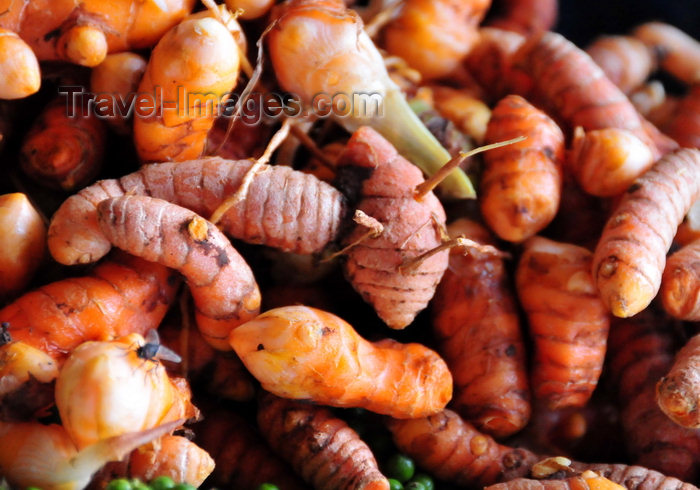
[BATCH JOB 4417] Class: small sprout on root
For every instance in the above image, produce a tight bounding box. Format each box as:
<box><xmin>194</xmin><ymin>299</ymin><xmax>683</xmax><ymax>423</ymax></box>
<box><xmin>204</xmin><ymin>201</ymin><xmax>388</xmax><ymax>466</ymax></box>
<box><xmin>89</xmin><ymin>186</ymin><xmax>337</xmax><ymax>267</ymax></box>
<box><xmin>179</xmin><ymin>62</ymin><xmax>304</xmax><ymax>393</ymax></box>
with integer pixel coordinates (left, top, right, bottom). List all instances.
<box><xmin>200</xmin><ymin>0</ymin><xmax>254</xmax><ymax>77</ymax></box>
<box><xmin>398</xmin><ymin>216</ymin><xmax>438</xmax><ymax>249</ymax></box>
<box><xmin>322</xmin><ymin>210</ymin><xmax>384</xmax><ymax>262</ymax></box>
<box><xmin>210</xmin><ymin>118</ymin><xmax>292</xmax><ymax>225</ymax></box>
<box><xmin>398</xmin><ymin>237</ymin><xmax>509</xmax><ymax>274</ymax></box>
<box><xmin>289</xmin><ymin>121</ymin><xmax>338</xmax><ymax>170</ymax></box>
<box><xmin>414</xmin><ymin>136</ymin><xmax>527</xmax><ymax>200</ymax></box>
<box><xmin>364</xmin><ymin>0</ymin><xmax>403</xmax><ymax>39</ymax></box>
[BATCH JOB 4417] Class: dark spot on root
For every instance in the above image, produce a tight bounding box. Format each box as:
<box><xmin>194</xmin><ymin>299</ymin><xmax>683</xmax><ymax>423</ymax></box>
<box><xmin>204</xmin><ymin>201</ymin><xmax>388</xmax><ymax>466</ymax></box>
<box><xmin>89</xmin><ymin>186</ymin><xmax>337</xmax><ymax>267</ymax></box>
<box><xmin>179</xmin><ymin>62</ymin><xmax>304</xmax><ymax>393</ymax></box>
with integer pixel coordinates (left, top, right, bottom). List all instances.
<box><xmin>43</xmin><ymin>27</ymin><xmax>61</xmax><ymax>41</ymax></box>
<box><xmin>190</xmin><ymin>236</ymin><xmax>231</xmax><ymax>268</ymax></box>
<box><xmin>257</xmin><ymin>343</ymin><xmax>265</xmax><ymax>351</ymax></box>
<box><xmin>502</xmin><ymin>449</ymin><xmax>529</xmax><ymax>469</ymax></box>
<box><xmin>56</xmin><ymin>302</ymin><xmax>78</xmax><ymax>315</ymax></box>
<box><xmin>505</xmin><ymin>344</ymin><xmax>517</xmax><ymax>357</ymax></box>
<box><xmin>321</xmin><ymin>327</ymin><xmax>333</xmax><ymax>336</ymax></box>
<box><xmin>216</xmin><ymin>248</ymin><xmax>230</xmax><ymax>268</ymax></box>
<box><xmin>544</xmin><ymin>470</ymin><xmax>570</xmax><ymax>480</ymax></box>
<box><xmin>627</xmin><ymin>182</ymin><xmax>643</xmax><ymax>193</ymax></box>
<box><xmin>308</xmin><ymin>431</ymin><xmax>332</xmax><ymax>454</ymax></box>
<box><xmin>333</xmin><ymin>166</ymin><xmax>374</xmax><ymax>205</ymax></box>
<box><xmin>652</xmin><ymin>44</ymin><xmax>669</xmax><ymax>62</ymax></box>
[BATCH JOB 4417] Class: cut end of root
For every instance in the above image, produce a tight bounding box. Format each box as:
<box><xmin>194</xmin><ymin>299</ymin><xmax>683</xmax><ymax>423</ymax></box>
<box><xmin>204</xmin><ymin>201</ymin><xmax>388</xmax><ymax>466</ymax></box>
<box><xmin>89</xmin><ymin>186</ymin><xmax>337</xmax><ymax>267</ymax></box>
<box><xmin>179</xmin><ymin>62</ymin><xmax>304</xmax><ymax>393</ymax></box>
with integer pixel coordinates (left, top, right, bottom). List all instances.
<box><xmin>353</xmin><ymin>209</ymin><xmax>384</xmax><ymax>238</ymax></box>
<box><xmin>595</xmin><ymin>257</ymin><xmax>656</xmax><ymax>317</ymax></box>
<box><xmin>661</xmin><ymin>266</ymin><xmax>697</xmax><ymax>319</ymax></box>
<box><xmin>657</xmin><ymin>378</ymin><xmax>700</xmax><ymax>427</ymax></box>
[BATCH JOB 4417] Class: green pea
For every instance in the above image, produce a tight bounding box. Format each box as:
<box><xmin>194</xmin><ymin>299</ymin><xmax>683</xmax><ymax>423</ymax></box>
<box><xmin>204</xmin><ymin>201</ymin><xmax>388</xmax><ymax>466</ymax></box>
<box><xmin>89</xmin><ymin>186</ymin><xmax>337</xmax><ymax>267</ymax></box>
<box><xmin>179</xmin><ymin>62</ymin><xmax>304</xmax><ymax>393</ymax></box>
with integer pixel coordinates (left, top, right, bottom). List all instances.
<box><xmin>256</xmin><ymin>484</ymin><xmax>280</xmax><ymax>490</ymax></box>
<box><xmin>150</xmin><ymin>476</ymin><xmax>176</xmax><ymax>490</ymax></box>
<box><xmin>131</xmin><ymin>482</ymin><xmax>150</xmax><ymax>490</ymax></box>
<box><xmin>25</xmin><ymin>487</ymin><xmax>43</xmax><ymax>490</ymax></box>
<box><xmin>404</xmin><ymin>483</ymin><xmax>426</xmax><ymax>490</ymax></box>
<box><xmin>409</xmin><ymin>474</ymin><xmax>434</xmax><ymax>490</ymax></box>
<box><xmin>388</xmin><ymin>478</ymin><xmax>404</xmax><ymax>490</ymax></box>
<box><xmin>172</xmin><ymin>484</ymin><xmax>196</xmax><ymax>490</ymax></box>
<box><xmin>384</xmin><ymin>454</ymin><xmax>415</xmax><ymax>483</ymax></box>
<box><xmin>106</xmin><ymin>479</ymin><xmax>133</xmax><ymax>490</ymax></box>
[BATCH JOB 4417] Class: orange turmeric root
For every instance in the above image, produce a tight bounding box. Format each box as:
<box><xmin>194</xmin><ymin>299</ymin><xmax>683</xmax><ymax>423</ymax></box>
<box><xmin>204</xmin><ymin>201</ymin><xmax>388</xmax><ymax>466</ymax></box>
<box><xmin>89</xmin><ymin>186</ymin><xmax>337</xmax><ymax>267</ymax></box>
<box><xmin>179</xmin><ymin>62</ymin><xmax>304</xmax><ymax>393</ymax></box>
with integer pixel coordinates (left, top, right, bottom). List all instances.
<box><xmin>464</xmin><ymin>27</ymin><xmax>525</xmax><ymax>102</ymax></box>
<box><xmin>430</xmin><ymin>86</ymin><xmax>491</xmax><ymax>144</ymax></box>
<box><xmin>387</xmin><ymin>409</ymin><xmax>538</xmax><ymax>487</ymax></box>
<box><xmin>96</xmin><ymin>195</ymin><xmax>261</xmax><ymax>350</ymax></box>
<box><xmin>128</xmin><ymin>435</ymin><xmax>215</xmax><ymax>487</ymax></box>
<box><xmin>485</xmin><ymin>471</ymin><xmax>625</xmax><ymax>490</ymax></box>
<box><xmin>387</xmin><ymin>408</ymin><xmax>697</xmax><ymax>489</ymax></box>
<box><xmin>657</xmin><ymin>333</ymin><xmax>700</xmax><ymax>428</ymax></box>
<box><xmin>664</xmin><ymin>84</ymin><xmax>700</xmax><ymax>150</ymax></box>
<box><xmin>197</xmin><ymin>409</ymin><xmax>306</xmax><ymax>490</ymax></box>
<box><xmin>90</xmin><ymin>52</ymin><xmax>148</xmax><ymax>135</ymax></box>
<box><xmin>630</xmin><ymin>81</ymin><xmax>668</xmax><ymax>119</ymax></box>
<box><xmin>0</xmin><ymin>251</ymin><xmax>178</xmax><ymax>365</ymax></box>
<box><xmin>676</xmin><ymin>200</ymin><xmax>700</xmax><ymax>248</ymax></box>
<box><xmin>660</xmin><ymin>239</ymin><xmax>700</xmax><ymax>321</ymax></box>
<box><xmin>133</xmin><ymin>15</ymin><xmax>240</xmax><ymax>163</ymax></box>
<box><xmin>0</xmin><ymin>0</ymin><xmax>195</xmax><ymax>67</ymax></box>
<box><xmin>337</xmin><ymin>126</ymin><xmax>449</xmax><ymax>329</ymax></box>
<box><xmin>480</xmin><ymin>94</ymin><xmax>564</xmax><ymax>242</ymax></box>
<box><xmin>585</xmin><ymin>35</ymin><xmax>656</xmax><ymax>94</ymax></box>
<box><xmin>569</xmin><ymin>127</ymin><xmax>655</xmax><ymax>197</ymax></box>
<box><xmin>607</xmin><ymin>309</ymin><xmax>700</xmax><ymax>481</ymax></box>
<box><xmin>632</xmin><ymin>22</ymin><xmax>700</xmax><ymax>86</ymax></box>
<box><xmin>592</xmin><ymin>148</ymin><xmax>700</xmax><ymax>318</ymax></box>
<box><xmin>517</xmin><ymin>236</ymin><xmax>610</xmax><ymax>410</ymax></box>
<box><xmin>55</xmin><ymin>333</ymin><xmax>197</xmax><ymax>449</ymax></box>
<box><xmin>257</xmin><ymin>392</ymin><xmax>390</xmax><ymax>490</ymax></box>
<box><xmin>0</xmin><ymin>419</ymin><xmax>185</xmax><ymax>490</ymax></box>
<box><xmin>486</xmin><ymin>0</ymin><xmax>558</xmax><ymax>36</ymax></box>
<box><xmin>382</xmin><ymin>0</ymin><xmax>490</xmax><ymax>80</ymax></box>
<box><xmin>569</xmin><ymin>464</ymin><xmax>699</xmax><ymax>490</ymax></box>
<box><xmin>510</xmin><ymin>31</ymin><xmax>662</xmax><ymax>158</ymax></box>
<box><xmin>229</xmin><ymin>305</ymin><xmax>452</xmax><ymax>419</ymax></box>
<box><xmin>48</xmin><ymin>156</ymin><xmax>346</xmax><ymax>265</ymax></box>
<box><xmin>0</xmin><ymin>193</ymin><xmax>46</xmax><ymax>300</ymax></box>
<box><xmin>431</xmin><ymin>218</ymin><xmax>530</xmax><ymax>438</ymax></box>
<box><xmin>20</xmin><ymin>98</ymin><xmax>106</xmax><ymax>191</ymax></box>
<box><xmin>0</xmin><ymin>28</ymin><xmax>41</xmax><ymax>99</ymax></box>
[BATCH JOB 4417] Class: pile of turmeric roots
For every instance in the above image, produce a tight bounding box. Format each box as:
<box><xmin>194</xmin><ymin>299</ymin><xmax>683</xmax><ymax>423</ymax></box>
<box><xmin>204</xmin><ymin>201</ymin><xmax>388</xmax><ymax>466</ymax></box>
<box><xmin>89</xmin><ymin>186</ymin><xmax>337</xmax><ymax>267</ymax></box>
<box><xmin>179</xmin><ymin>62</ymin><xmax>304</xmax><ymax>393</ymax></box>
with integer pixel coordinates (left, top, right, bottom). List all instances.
<box><xmin>0</xmin><ymin>0</ymin><xmax>700</xmax><ymax>489</ymax></box>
